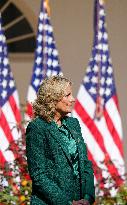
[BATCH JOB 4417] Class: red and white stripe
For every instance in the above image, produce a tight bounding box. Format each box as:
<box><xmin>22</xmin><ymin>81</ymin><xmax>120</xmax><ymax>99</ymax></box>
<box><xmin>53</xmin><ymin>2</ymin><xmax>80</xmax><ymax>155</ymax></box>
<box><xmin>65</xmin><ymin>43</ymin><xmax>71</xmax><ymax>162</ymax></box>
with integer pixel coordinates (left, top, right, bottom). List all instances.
<box><xmin>72</xmin><ymin>85</ymin><xmax>125</xmax><ymax>185</ymax></box>
<box><xmin>0</xmin><ymin>90</ymin><xmax>21</xmax><ymax>165</ymax></box>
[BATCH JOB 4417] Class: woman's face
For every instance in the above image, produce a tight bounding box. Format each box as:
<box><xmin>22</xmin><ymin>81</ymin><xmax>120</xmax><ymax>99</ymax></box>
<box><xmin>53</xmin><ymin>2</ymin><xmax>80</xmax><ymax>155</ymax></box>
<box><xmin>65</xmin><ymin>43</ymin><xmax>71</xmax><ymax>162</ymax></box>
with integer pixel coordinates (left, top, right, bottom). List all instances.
<box><xmin>55</xmin><ymin>84</ymin><xmax>75</xmax><ymax>116</ymax></box>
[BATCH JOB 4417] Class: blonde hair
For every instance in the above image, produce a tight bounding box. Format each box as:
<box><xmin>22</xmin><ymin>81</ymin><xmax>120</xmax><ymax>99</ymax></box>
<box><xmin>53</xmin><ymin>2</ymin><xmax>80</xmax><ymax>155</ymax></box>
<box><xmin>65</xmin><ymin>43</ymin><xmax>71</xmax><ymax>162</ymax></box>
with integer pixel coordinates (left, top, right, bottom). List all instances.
<box><xmin>33</xmin><ymin>75</ymin><xmax>72</xmax><ymax>122</ymax></box>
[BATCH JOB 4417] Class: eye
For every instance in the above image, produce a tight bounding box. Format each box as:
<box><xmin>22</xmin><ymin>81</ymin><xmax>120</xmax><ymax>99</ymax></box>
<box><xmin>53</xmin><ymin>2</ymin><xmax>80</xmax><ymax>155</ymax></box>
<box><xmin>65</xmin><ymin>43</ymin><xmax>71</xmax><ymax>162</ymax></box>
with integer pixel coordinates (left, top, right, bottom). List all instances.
<box><xmin>65</xmin><ymin>93</ymin><xmax>71</xmax><ymax>97</ymax></box>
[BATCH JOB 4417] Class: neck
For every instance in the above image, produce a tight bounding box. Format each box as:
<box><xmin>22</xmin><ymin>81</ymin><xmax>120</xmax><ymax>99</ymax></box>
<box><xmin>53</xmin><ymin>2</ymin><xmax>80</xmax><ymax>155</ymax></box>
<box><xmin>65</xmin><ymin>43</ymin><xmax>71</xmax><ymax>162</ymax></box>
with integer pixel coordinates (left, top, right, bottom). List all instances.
<box><xmin>54</xmin><ymin>113</ymin><xmax>62</xmax><ymax>126</ymax></box>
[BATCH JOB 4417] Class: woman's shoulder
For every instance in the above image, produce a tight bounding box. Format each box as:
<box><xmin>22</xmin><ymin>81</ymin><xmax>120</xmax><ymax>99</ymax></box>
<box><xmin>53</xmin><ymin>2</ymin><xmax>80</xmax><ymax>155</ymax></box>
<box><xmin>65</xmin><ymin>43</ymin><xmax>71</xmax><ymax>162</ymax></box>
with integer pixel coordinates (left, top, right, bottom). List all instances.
<box><xmin>25</xmin><ymin>117</ymin><xmax>47</xmax><ymax>142</ymax></box>
<box><xmin>64</xmin><ymin>116</ymin><xmax>80</xmax><ymax>126</ymax></box>
<box><xmin>26</xmin><ymin>117</ymin><xmax>47</xmax><ymax>131</ymax></box>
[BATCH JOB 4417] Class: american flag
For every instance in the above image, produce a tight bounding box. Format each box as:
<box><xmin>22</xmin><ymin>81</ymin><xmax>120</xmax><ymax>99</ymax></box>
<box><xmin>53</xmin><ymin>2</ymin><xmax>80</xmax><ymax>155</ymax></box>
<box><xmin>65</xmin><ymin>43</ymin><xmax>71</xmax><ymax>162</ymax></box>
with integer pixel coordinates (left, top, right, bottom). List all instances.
<box><xmin>25</xmin><ymin>0</ymin><xmax>62</xmax><ymax>122</ymax></box>
<box><xmin>0</xmin><ymin>14</ymin><xmax>22</xmax><ymax>165</ymax></box>
<box><xmin>72</xmin><ymin>0</ymin><xmax>125</xmax><ymax>187</ymax></box>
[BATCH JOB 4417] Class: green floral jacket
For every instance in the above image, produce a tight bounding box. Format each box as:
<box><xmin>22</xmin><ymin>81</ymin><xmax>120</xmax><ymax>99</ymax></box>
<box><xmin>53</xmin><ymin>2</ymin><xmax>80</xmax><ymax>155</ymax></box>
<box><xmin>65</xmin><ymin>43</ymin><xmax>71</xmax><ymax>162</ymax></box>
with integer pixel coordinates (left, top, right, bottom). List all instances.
<box><xmin>26</xmin><ymin>116</ymin><xmax>95</xmax><ymax>205</ymax></box>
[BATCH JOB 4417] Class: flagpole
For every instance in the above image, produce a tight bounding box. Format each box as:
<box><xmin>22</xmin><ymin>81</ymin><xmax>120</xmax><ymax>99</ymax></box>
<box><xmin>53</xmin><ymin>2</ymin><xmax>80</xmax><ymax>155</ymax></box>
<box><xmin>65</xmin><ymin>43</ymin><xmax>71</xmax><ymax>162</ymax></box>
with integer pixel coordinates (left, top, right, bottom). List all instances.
<box><xmin>44</xmin><ymin>0</ymin><xmax>51</xmax><ymax>16</ymax></box>
<box><xmin>43</xmin><ymin>0</ymin><xmax>51</xmax><ymax>78</ymax></box>
<box><xmin>94</xmin><ymin>0</ymin><xmax>105</xmax><ymax>120</ymax></box>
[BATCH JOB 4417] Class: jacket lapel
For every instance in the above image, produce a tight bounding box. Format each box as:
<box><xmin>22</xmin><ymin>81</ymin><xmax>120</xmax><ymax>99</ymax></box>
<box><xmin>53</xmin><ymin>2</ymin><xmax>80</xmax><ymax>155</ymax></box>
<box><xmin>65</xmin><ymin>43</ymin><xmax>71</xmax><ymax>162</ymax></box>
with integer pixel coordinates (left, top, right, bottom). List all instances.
<box><xmin>64</xmin><ymin>117</ymin><xmax>81</xmax><ymax>144</ymax></box>
<box><xmin>66</xmin><ymin>121</ymin><xmax>84</xmax><ymax>164</ymax></box>
<box><xmin>47</xmin><ymin>121</ymin><xmax>73</xmax><ymax>165</ymax></box>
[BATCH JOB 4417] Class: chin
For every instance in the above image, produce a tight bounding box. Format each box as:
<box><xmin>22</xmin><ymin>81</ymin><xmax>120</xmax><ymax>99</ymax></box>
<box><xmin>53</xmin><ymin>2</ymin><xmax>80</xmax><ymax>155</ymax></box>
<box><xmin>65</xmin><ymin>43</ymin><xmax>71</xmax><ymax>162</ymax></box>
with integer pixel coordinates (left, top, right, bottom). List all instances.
<box><xmin>66</xmin><ymin>110</ymin><xmax>72</xmax><ymax>114</ymax></box>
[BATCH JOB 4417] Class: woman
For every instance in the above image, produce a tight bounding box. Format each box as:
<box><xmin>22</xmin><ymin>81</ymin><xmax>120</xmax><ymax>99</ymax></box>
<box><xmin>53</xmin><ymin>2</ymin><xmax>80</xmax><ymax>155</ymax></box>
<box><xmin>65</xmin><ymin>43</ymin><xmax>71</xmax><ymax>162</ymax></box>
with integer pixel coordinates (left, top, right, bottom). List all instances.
<box><xmin>26</xmin><ymin>76</ymin><xmax>95</xmax><ymax>205</ymax></box>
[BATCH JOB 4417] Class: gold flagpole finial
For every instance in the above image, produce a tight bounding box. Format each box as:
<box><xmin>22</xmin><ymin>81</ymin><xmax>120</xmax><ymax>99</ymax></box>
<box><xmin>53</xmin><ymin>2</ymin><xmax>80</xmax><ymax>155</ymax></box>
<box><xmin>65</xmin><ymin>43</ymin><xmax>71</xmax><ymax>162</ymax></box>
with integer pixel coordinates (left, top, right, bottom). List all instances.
<box><xmin>99</xmin><ymin>0</ymin><xmax>105</xmax><ymax>5</ymax></box>
<box><xmin>44</xmin><ymin>0</ymin><xmax>51</xmax><ymax>16</ymax></box>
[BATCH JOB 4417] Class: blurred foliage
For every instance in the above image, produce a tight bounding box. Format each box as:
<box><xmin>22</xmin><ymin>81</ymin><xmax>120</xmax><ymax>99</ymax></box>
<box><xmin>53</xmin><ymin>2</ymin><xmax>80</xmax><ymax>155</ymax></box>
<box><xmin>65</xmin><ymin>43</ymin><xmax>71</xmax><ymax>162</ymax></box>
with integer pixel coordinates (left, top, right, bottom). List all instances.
<box><xmin>93</xmin><ymin>159</ymin><xmax>127</xmax><ymax>205</ymax></box>
<box><xmin>0</xmin><ymin>120</ymin><xmax>31</xmax><ymax>205</ymax></box>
